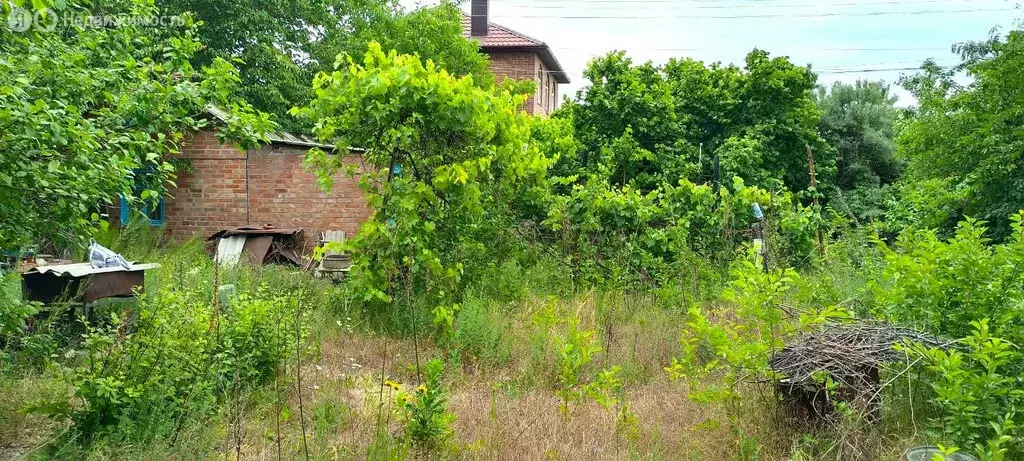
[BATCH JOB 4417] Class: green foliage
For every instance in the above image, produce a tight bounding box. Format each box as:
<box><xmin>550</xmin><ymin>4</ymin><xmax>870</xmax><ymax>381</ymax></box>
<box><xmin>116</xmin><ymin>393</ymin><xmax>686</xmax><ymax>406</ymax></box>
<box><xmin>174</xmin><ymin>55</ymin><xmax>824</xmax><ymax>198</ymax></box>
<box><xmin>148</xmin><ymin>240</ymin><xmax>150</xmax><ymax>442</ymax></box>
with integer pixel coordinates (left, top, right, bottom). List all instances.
<box><xmin>544</xmin><ymin>174</ymin><xmax>818</xmax><ymax>286</ymax></box>
<box><xmin>816</xmin><ymin>80</ymin><xmax>901</xmax><ymax>191</ymax></box>
<box><xmin>38</xmin><ymin>284</ymin><xmax>300</xmax><ymax>442</ymax></box>
<box><xmin>0</xmin><ymin>271</ymin><xmax>37</xmax><ymax>337</ymax></box>
<box><xmin>815</xmin><ymin>80</ymin><xmax>901</xmax><ymax>221</ymax></box>
<box><xmin>554</xmin><ymin>317</ymin><xmax>602</xmax><ymax>414</ymax></box>
<box><xmin>155</xmin><ymin>0</ymin><xmax>328</xmax><ymax>128</ymax></box>
<box><xmin>910</xmin><ymin>319</ymin><xmax>1023</xmax><ymax>460</ymax></box>
<box><xmin>867</xmin><ymin>213</ymin><xmax>1024</xmax><ymax>349</ymax></box>
<box><xmin>401</xmin><ymin>358</ymin><xmax>455</xmax><ymax>453</ymax></box>
<box><xmin>896</xmin><ymin>30</ymin><xmax>1024</xmax><ymax>240</ymax></box>
<box><xmin>453</xmin><ymin>294</ymin><xmax>511</xmax><ymax>366</ymax></box>
<box><xmin>348</xmin><ymin>1</ymin><xmax>494</xmax><ymax>90</ymax></box>
<box><xmin>160</xmin><ymin>0</ymin><xmax>491</xmax><ymax>130</ymax></box>
<box><xmin>0</xmin><ymin>0</ymin><xmax>270</xmax><ymax>251</ymax></box>
<box><xmin>560</xmin><ymin>49</ymin><xmax>829</xmax><ymax>193</ymax></box>
<box><xmin>293</xmin><ymin>43</ymin><xmax>550</xmax><ymax>328</ymax></box>
<box><xmin>540</xmin><ymin>49</ymin><xmax>826</xmax><ymax>288</ymax></box>
<box><xmin>542</xmin><ymin>313</ymin><xmax>628</xmax><ymax>422</ymax></box>
<box><xmin>666</xmin><ymin>251</ymin><xmax>848</xmax><ymax>419</ymax></box>
<box><xmin>881</xmin><ymin>178</ymin><xmax>966</xmax><ymax>238</ymax></box>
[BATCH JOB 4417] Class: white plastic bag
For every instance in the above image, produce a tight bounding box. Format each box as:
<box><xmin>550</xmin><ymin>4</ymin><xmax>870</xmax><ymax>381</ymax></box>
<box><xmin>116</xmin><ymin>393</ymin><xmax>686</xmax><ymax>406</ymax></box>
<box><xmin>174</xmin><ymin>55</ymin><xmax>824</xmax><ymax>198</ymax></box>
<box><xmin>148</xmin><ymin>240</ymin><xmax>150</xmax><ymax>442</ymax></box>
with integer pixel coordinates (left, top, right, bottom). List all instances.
<box><xmin>88</xmin><ymin>239</ymin><xmax>131</xmax><ymax>269</ymax></box>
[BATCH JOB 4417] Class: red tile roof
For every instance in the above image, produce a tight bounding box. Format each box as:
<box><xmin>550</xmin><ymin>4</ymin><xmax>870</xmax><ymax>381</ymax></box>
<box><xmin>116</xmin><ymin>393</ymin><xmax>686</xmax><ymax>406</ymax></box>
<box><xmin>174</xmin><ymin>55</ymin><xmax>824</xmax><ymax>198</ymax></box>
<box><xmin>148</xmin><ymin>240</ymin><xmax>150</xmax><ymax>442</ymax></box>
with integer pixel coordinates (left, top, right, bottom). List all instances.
<box><xmin>460</xmin><ymin>15</ymin><xmax>545</xmax><ymax>48</ymax></box>
<box><xmin>460</xmin><ymin>14</ymin><xmax>570</xmax><ymax>84</ymax></box>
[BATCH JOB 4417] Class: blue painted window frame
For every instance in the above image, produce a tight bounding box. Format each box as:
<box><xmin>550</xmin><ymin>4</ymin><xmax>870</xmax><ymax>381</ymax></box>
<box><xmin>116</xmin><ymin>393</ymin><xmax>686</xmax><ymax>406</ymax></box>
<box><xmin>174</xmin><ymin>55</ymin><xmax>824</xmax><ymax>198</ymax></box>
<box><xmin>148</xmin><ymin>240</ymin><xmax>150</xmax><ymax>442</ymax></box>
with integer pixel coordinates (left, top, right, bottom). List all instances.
<box><xmin>120</xmin><ymin>169</ymin><xmax>165</xmax><ymax>226</ymax></box>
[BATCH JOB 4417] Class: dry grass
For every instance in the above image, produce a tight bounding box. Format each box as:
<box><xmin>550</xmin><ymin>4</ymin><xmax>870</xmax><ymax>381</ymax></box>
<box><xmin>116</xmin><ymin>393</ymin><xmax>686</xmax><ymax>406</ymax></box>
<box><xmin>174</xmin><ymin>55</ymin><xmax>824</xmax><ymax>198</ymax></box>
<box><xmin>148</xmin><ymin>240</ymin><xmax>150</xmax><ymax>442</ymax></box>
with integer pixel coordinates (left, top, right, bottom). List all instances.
<box><xmin>220</xmin><ymin>293</ymin><xmax>814</xmax><ymax>460</ymax></box>
<box><xmin>0</xmin><ymin>373</ymin><xmax>70</xmax><ymax>460</ymax></box>
<box><xmin>0</xmin><ymin>291</ymin><xmax>920</xmax><ymax>460</ymax></box>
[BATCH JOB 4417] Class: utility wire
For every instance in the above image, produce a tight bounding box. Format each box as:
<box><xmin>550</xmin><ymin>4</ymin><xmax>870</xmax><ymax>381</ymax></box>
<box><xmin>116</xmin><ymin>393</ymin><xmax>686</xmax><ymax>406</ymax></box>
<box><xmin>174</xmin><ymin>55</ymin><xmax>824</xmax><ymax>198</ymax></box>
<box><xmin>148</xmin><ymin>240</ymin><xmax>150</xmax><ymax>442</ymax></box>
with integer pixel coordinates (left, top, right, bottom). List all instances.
<box><xmin>550</xmin><ymin>46</ymin><xmax>952</xmax><ymax>51</ymax></box>
<box><xmin>505</xmin><ymin>63</ymin><xmax>955</xmax><ymax>79</ymax></box>
<box><xmin>487</xmin><ymin>6</ymin><xmax>1016</xmax><ymax>19</ymax></box>
<box><xmin>496</xmin><ymin>0</ymin><xmax>990</xmax><ymax>10</ymax></box>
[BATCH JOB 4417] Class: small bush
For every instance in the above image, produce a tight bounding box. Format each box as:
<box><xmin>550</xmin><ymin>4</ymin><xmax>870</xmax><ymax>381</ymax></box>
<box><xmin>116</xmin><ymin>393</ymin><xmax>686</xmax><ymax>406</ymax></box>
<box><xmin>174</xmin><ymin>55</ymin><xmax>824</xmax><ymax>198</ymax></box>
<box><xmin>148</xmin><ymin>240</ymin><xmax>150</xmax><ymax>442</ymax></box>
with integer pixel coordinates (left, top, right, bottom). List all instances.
<box><xmin>453</xmin><ymin>295</ymin><xmax>511</xmax><ymax>366</ymax></box>
<box><xmin>869</xmin><ymin>214</ymin><xmax>1024</xmax><ymax>365</ymax></box>
<box><xmin>401</xmin><ymin>359</ymin><xmax>456</xmax><ymax>454</ymax></box>
<box><xmin>1</xmin><ymin>270</ymin><xmax>38</xmax><ymax>339</ymax></box>
<box><xmin>37</xmin><ymin>283</ymin><xmax>300</xmax><ymax>443</ymax></box>
<box><xmin>911</xmin><ymin>319</ymin><xmax>1023</xmax><ymax>460</ymax></box>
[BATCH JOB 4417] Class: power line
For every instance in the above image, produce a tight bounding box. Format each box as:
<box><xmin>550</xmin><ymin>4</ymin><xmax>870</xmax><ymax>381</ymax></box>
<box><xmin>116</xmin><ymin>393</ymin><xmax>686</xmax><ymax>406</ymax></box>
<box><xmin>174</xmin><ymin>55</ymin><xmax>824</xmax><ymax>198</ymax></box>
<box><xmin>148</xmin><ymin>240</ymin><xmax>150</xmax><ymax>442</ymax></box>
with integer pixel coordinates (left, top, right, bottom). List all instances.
<box><xmin>550</xmin><ymin>46</ymin><xmax>952</xmax><ymax>51</ymax></box>
<box><xmin>513</xmin><ymin>63</ymin><xmax>953</xmax><ymax>77</ymax></box>
<box><xmin>488</xmin><ymin>6</ymin><xmax>1017</xmax><ymax>20</ymax></box>
<box><xmin>496</xmin><ymin>0</ymin><xmax>987</xmax><ymax>10</ymax></box>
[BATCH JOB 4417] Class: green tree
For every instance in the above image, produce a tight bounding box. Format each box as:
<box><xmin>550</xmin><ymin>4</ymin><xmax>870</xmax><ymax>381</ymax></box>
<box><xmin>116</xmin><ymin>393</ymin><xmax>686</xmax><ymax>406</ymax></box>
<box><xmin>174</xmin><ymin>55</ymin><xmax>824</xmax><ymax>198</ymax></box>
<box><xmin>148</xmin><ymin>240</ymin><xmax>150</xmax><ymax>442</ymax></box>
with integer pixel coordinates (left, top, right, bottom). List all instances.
<box><xmin>154</xmin><ymin>0</ymin><xmax>331</xmax><ymax>128</ymax></box>
<box><xmin>895</xmin><ymin>29</ymin><xmax>1024</xmax><ymax>239</ymax></box>
<box><xmin>559</xmin><ymin>52</ymin><xmax>688</xmax><ymax>191</ymax></box>
<box><xmin>815</xmin><ymin>80</ymin><xmax>901</xmax><ymax>221</ymax></box>
<box><xmin>0</xmin><ymin>0</ymin><xmax>270</xmax><ymax>251</ymax></box>
<box><xmin>559</xmin><ymin>49</ymin><xmax>829</xmax><ymax>193</ymax></box>
<box><xmin>158</xmin><ymin>0</ymin><xmax>492</xmax><ymax>131</ymax></box>
<box><xmin>320</xmin><ymin>1</ymin><xmax>493</xmax><ymax>90</ymax></box>
<box><xmin>292</xmin><ymin>43</ymin><xmax>549</xmax><ymax>325</ymax></box>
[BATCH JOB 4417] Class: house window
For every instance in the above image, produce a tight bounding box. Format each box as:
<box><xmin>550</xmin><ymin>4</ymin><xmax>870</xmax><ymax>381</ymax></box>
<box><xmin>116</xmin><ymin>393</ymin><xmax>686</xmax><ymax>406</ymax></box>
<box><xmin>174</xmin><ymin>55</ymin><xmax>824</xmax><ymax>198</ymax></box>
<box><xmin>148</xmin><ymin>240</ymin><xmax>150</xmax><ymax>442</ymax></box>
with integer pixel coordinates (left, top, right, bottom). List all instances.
<box><xmin>540</xmin><ymin>71</ymin><xmax>548</xmax><ymax>110</ymax></box>
<box><xmin>120</xmin><ymin>170</ymin><xmax>165</xmax><ymax>226</ymax></box>
<box><xmin>550</xmin><ymin>79</ymin><xmax>557</xmax><ymax>111</ymax></box>
<box><xmin>543</xmin><ymin>72</ymin><xmax>549</xmax><ymax>110</ymax></box>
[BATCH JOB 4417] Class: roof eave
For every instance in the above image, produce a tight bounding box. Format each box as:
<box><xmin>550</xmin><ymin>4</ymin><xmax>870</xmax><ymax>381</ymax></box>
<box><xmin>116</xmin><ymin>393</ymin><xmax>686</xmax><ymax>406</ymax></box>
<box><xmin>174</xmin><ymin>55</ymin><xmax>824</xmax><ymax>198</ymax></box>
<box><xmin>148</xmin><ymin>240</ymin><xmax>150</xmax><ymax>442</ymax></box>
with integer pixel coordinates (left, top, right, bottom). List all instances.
<box><xmin>480</xmin><ymin>45</ymin><xmax>570</xmax><ymax>84</ymax></box>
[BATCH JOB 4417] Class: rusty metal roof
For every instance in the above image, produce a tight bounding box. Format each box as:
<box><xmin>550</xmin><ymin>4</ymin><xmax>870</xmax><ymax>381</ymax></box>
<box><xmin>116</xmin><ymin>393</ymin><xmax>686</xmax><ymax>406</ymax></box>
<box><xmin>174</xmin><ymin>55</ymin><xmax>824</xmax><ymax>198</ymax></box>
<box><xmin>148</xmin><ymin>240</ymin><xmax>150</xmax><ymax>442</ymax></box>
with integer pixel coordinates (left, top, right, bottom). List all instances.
<box><xmin>460</xmin><ymin>14</ymin><xmax>570</xmax><ymax>84</ymax></box>
<box><xmin>204</xmin><ymin>106</ymin><xmax>337</xmax><ymax>150</ymax></box>
<box><xmin>206</xmin><ymin>225</ymin><xmax>303</xmax><ymax>241</ymax></box>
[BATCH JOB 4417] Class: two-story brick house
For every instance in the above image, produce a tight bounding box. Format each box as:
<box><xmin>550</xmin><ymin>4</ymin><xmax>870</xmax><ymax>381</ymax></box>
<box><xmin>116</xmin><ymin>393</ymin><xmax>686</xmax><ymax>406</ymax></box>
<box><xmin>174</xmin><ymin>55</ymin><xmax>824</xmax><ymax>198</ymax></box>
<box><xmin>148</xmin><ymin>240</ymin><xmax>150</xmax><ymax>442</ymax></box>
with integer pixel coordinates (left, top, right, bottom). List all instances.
<box><xmin>462</xmin><ymin>0</ymin><xmax>570</xmax><ymax>115</ymax></box>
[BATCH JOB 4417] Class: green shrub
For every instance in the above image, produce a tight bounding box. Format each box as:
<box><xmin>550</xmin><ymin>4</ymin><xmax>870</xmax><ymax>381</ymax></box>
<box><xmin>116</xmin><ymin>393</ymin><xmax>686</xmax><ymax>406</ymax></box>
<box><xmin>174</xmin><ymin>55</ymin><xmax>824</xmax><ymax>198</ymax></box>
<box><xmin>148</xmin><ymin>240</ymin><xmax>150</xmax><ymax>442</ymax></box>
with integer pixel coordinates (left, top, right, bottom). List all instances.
<box><xmin>453</xmin><ymin>295</ymin><xmax>511</xmax><ymax>366</ymax></box>
<box><xmin>38</xmin><ymin>284</ymin><xmax>299</xmax><ymax>443</ymax></box>
<box><xmin>544</xmin><ymin>175</ymin><xmax>818</xmax><ymax>288</ymax></box>
<box><xmin>910</xmin><ymin>319</ymin><xmax>1023</xmax><ymax>460</ymax></box>
<box><xmin>1</xmin><ymin>271</ymin><xmax>38</xmax><ymax>339</ymax></box>
<box><xmin>401</xmin><ymin>359</ymin><xmax>456</xmax><ymax>454</ymax></box>
<box><xmin>554</xmin><ymin>317</ymin><xmax>602</xmax><ymax>414</ymax></box>
<box><xmin>868</xmin><ymin>213</ymin><xmax>1024</xmax><ymax>357</ymax></box>
<box><xmin>666</xmin><ymin>250</ymin><xmax>849</xmax><ymax>438</ymax></box>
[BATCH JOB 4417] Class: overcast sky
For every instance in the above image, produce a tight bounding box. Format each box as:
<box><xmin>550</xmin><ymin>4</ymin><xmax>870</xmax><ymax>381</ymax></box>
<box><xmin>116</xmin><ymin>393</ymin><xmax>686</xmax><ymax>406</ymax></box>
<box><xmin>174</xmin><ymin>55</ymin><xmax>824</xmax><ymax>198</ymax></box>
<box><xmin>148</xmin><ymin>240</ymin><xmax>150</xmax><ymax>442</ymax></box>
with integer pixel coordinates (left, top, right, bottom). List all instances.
<box><xmin>405</xmin><ymin>0</ymin><xmax>1023</xmax><ymax>106</ymax></box>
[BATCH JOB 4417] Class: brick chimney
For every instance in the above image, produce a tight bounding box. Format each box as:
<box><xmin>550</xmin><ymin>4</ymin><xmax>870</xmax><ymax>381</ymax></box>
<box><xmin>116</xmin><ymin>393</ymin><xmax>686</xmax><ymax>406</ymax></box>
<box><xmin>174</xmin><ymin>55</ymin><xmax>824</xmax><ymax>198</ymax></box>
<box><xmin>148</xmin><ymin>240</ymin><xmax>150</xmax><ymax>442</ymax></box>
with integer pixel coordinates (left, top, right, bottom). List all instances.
<box><xmin>471</xmin><ymin>0</ymin><xmax>488</xmax><ymax>37</ymax></box>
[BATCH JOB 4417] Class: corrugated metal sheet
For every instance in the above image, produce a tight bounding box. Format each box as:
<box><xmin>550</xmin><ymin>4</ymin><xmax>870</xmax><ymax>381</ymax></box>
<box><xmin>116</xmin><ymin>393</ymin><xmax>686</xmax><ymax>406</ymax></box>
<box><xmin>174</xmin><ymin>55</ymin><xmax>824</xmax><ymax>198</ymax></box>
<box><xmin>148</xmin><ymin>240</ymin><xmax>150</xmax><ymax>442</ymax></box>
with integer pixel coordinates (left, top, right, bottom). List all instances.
<box><xmin>25</xmin><ymin>262</ymin><xmax>160</xmax><ymax>278</ymax></box>
<box><xmin>205</xmin><ymin>106</ymin><xmax>337</xmax><ymax>150</ymax></box>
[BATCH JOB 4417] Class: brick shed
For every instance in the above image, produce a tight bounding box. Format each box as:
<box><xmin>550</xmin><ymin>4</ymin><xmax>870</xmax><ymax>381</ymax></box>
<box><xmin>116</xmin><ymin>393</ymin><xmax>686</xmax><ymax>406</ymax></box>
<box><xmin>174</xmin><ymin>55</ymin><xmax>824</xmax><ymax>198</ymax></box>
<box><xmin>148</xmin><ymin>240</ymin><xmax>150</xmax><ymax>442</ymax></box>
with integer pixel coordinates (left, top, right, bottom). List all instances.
<box><xmin>114</xmin><ymin>116</ymin><xmax>370</xmax><ymax>248</ymax></box>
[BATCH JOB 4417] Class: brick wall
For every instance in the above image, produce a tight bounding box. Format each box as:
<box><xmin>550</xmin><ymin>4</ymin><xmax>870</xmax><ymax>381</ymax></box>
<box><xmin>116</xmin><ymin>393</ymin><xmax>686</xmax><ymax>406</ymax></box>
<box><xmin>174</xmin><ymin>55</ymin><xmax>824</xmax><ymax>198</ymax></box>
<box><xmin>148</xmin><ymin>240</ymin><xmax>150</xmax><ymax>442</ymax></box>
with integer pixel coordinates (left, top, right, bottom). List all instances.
<box><xmin>486</xmin><ymin>50</ymin><xmax>559</xmax><ymax>116</ymax></box>
<box><xmin>154</xmin><ymin>130</ymin><xmax>370</xmax><ymax>246</ymax></box>
<box><xmin>161</xmin><ymin>130</ymin><xmax>249</xmax><ymax>241</ymax></box>
<box><xmin>246</xmin><ymin>144</ymin><xmax>370</xmax><ymax>243</ymax></box>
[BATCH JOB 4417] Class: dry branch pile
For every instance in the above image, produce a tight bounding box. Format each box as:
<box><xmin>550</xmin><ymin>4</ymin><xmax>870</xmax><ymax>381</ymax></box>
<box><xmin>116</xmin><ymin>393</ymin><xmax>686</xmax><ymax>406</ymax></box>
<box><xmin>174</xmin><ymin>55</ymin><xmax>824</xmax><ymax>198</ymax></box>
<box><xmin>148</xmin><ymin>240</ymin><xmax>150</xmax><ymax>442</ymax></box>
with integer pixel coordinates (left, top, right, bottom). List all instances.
<box><xmin>770</xmin><ymin>321</ymin><xmax>943</xmax><ymax>388</ymax></box>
